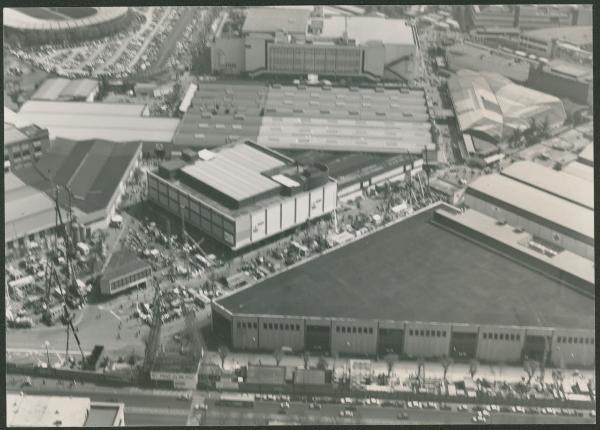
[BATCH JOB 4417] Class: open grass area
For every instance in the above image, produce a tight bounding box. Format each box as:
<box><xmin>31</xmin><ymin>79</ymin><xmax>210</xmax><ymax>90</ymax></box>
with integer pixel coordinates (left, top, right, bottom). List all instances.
<box><xmin>219</xmin><ymin>206</ymin><xmax>593</xmax><ymax>329</ymax></box>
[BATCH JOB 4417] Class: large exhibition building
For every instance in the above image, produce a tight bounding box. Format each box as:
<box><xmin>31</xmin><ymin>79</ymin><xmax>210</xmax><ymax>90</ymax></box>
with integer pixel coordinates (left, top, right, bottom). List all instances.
<box><xmin>172</xmin><ymin>82</ymin><xmax>434</xmax><ymax>154</ymax></box>
<box><xmin>465</xmin><ymin>169</ymin><xmax>594</xmax><ymax>260</ymax></box>
<box><xmin>210</xmin><ymin>7</ymin><xmax>420</xmax><ymax>81</ymax></box>
<box><xmin>213</xmin><ymin>203</ymin><xmax>594</xmax><ymax>367</ymax></box>
<box><xmin>147</xmin><ymin>141</ymin><xmax>337</xmax><ymax>251</ymax></box>
<box><xmin>448</xmin><ymin>69</ymin><xmax>566</xmax><ymax>144</ymax></box>
<box><xmin>5</xmin><ymin>138</ymin><xmax>142</xmax><ymax>249</ymax></box>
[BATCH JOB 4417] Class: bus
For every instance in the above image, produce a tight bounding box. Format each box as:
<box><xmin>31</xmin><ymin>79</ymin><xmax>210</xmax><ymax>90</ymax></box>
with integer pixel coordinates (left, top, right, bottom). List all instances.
<box><xmin>217</xmin><ymin>393</ymin><xmax>255</xmax><ymax>407</ymax></box>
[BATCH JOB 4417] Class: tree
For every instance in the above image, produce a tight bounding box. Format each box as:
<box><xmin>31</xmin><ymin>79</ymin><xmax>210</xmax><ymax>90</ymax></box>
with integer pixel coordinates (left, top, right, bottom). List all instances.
<box><xmin>469</xmin><ymin>359</ymin><xmax>479</xmax><ymax>380</ymax></box>
<box><xmin>417</xmin><ymin>357</ymin><xmax>426</xmax><ymax>387</ymax></box>
<box><xmin>523</xmin><ymin>359</ymin><xmax>539</xmax><ymax>385</ymax></box>
<box><xmin>384</xmin><ymin>353</ymin><xmax>398</xmax><ymax>381</ymax></box>
<box><xmin>218</xmin><ymin>345</ymin><xmax>229</xmax><ymax>369</ymax></box>
<box><xmin>440</xmin><ymin>355</ymin><xmax>453</xmax><ymax>383</ymax></box>
<box><xmin>302</xmin><ymin>350</ymin><xmax>311</xmax><ymax>370</ymax></box>
<box><xmin>273</xmin><ymin>348</ymin><xmax>283</xmax><ymax>367</ymax></box>
<box><xmin>316</xmin><ymin>356</ymin><xmax>328</xmax><ymax>371</ymax></box>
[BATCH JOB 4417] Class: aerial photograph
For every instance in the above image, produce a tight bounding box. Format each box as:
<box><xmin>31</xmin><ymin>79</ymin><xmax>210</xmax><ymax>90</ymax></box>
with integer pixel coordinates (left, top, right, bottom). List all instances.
<box><xmin>3</xmin><ymin>4</ymin><xmax>595</xmax><ymax>427</ymax></box>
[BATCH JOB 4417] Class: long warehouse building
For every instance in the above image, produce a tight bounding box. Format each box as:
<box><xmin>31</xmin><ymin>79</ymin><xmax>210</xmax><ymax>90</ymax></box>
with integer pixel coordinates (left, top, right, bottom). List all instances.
<box><xmin>173</xmin><ymin>82</ymin><xmax>434</xmax><ymax>154</ymax></box>
<box><xmin>213</xmin><ymin>203</ymin><xmax>594</xmax><ymax>367</ymax></box>
<box><xmin>147</xmin><ymin>141</ymin><xmax>337</xmax><ymax>251</ymax></box>
<box><xmin>15</xmin><ymin>100</ymin><xmax>179</xmax><ymax>144</ymax></box>
<box><xmin>465</xmin><ymin>173</ymin><xmax>594</xmax><ymax>260</ymax></box>
<box><xmin>500</xmin><ymin>160</ymin><xmax>593</xmax><ymax>210</ymax></box>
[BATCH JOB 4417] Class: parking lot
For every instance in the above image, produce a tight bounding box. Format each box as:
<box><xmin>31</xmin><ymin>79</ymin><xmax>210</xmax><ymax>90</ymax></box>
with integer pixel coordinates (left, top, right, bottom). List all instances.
<box><xmin>6</xmin><ymin>6</ymin><xmax>197</xmax><ymax>80</ymax></box>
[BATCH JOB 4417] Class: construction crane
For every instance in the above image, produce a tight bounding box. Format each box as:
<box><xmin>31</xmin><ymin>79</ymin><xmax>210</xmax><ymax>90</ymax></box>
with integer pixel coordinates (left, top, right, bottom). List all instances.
<box><xmin>143</xmin><ymin>276</ymin><xmax>163</xmax><ymax>375</ymax></box>
<box><xmin>49</xmin><ymin>185</ymin><xmax>87</xmax><ymax>365</ymax></box>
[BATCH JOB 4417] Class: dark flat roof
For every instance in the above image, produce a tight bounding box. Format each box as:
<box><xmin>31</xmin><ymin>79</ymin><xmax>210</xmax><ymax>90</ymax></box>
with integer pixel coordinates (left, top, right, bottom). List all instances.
<box><xmin>13</xmin><ymin>138</ymin><xmax>141</xmax><ymax>213</ymax></box>
<box><xmin>218</xmin><ymin>205</ymin><xmax>593</xmax><ymax>330</ymax></box>
<box><xmin>103</xmin><ymin>249</ymin><xmax>151</xmax><ymax>281</ymax></box>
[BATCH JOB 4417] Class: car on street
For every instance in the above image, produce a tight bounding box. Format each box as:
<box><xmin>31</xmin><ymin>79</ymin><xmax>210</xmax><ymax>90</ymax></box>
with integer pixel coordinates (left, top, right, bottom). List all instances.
<box><xmin>398</xmin><ymin>412</ymin><xmax>409</xmax><ymax>420</ymax></box>
<box><xmin>280</xmin><ymin>402</ymin><xmax>290</xmax><ymax>409</ymax></box>
<box><xmin>339</xmin><ymin>410</ymin><xmax>354</xmax><ymax>417</ymax></box>
<box><xmin>472</xmin><ymin>416</ymin><xmax>487</xmax><ymax>423</ymax></box>
<box><xmin>458</xmin><ymin>404</ymin><xmax>470</xmax><ymax>411</ymax></box>
<box><xmin>309</xmin><ymin>403</ymin><xmax>322</xmax><ymax>410</ymax></box>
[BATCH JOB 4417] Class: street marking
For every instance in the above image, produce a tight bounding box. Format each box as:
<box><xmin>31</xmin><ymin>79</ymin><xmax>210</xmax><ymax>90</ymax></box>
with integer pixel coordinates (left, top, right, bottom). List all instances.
<box><xmin>109</xmin><ymin>310</ymin><xmax>122</xmax><ymax>321</ymax></box>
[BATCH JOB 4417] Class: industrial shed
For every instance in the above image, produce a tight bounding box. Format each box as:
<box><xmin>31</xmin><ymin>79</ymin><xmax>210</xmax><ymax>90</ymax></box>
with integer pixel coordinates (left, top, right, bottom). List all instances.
<box><xmin>214</xmin><ymin>203</ymin><xmax>594</xmax><ymax>366</ymax></box>
<box><xmin>465</xmin><ymin>173</ymin><xmax>593</xmax><ymax>259</ymax></box>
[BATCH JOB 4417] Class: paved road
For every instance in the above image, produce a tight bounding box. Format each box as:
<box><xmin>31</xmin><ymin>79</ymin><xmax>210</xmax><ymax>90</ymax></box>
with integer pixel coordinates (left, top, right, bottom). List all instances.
<box><xmin>201</xmin><ymin>398</ymin><xmax>595</xmax><ymax>426</ymax></box>
<box><xmin>148</xmin><ymin>6</ymin><xmax>197</xmax><ymax>74</ymax></box>
<box><xmin>127</xmin><ymin>7</ymin><xmax>172</xmax><ymax>70</ymax></box>
<box><xmin>125</xmin><ymin>412</ymin><xmax>188</xmax><ymax>426</ymax></box>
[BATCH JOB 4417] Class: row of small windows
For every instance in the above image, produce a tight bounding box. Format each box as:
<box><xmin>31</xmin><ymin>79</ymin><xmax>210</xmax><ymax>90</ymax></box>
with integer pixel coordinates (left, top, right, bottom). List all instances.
<box><xmin>483</xmin><ymin>333</ymin><xmax>521</xmax><ymax>341</ymax></box>
<box><xmin>237</xmin><ymin>321</ymin><xmax>257</xmax><ymax>329</ymax></box>
<box><xmin>110</xmin><ymin>269</ymin><xmax>150</xmax><ymax>289</ymax></box>
<box><xmin>259</xmin><ymin>322</ymin><xmax>301</xmax><ymax>331</ymax></box>
<box><xmin>409</xmin><ymin>329</ymin><xmax>447</xmax><ymax>337</ymax></box>
<box><xmin>335</xmin><ymin>326</ymin><xmax>374</xmax><ymax>334</ymax></box>
<box><xmin>556</xmin><ymin>336</ymin><xmax>594</xmax><ymax>345</ymax></box>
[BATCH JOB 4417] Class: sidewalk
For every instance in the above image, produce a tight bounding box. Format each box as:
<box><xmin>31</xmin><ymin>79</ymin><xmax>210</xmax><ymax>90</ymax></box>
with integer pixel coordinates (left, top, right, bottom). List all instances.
<box><xmin>203</xmin><ymin>351</ymin><xmax>595</xmax><ymax>389</ymax></box>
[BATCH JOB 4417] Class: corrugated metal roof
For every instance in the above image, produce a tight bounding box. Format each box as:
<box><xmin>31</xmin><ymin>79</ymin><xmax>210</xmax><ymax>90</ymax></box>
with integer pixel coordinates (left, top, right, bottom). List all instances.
<box><xmin>4</xmin><ymin>173</ymin><xmax>56</xmax><ymax>243</ymax></box>
<box><xmin>562</xmin><ymin>161</ymin><xmax>593</xmax><ymax>183</ymax></box>
<box><xmin>31</xmin><ymin>78</ymin><xmax>70</xmax><ymax>101</ymax></box>
<box><xmin>180</xmin><ymin>143</ymin><xmax>284</xmax><ymax>202</ymax></box>
<box><xmin>242</xmin><ymin>7</ymin><xmax>310</xmax><ymax>34</ymax></box>
<box><xmin>4</xmin><ymin>124</ymin><xmax>29</xmax><ymax>145</ymax></box>
<box><xmin>60</xmin><ymin>79</ymin><xmax>98</xmax><ymax>99</ymax></box>
<box><xmin>467</xmin><ymin>174</ymin><xmax>593</xmax><ymax>240</ymax></box>
<box><xmin>501</xmin><ymin>161</ymin><xmax>593</xmax><ymax>209</ymax></box>
<box><xmin>321</xmin><ymin>15</ymin><xmax>415</xmax><ymax>45</ymax></box>
<box><xmin>578</xmin><ymin>144</ymin><xmax>593</xmax><ymax>165</ymax></box>
<box><xmin>19</xmin><ymin>100</ymin><xmax>147</xmax><ymax>116</ymax></box>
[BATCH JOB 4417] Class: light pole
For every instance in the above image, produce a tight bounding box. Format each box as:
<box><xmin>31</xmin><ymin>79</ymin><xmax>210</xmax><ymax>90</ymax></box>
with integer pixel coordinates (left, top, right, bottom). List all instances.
<box><xmin>44</xmin><ymin>341</ymin><xmax>51</xmax><ymax>369</ymax></box>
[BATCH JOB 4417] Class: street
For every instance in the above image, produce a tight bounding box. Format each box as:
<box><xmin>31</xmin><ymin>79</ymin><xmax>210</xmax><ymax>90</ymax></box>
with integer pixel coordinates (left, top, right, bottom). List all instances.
<box><xmin>200</xmin><ymin>397</ymin><xmax>595</xmax><ymax>426</ymax></box>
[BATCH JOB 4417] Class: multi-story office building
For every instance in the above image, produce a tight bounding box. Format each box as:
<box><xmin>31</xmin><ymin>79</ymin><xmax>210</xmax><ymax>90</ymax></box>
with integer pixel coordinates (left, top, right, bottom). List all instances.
<box><xmin>147</xmin><ymin>141</ymin><xmax>337</xmax><ymax>251</ymax></box>
<box><xmin>4</xmin><ymin>122</ymin><xmax>50</xmax><ymax>170</ymax></box>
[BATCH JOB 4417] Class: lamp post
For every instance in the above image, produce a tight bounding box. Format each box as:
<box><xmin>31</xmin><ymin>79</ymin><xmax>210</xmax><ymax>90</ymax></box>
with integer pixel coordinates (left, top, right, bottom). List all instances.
<box><xmin>44</xmin><ymin>341</ymin><xmax>51</xmax><ymax>369</ymax></box>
